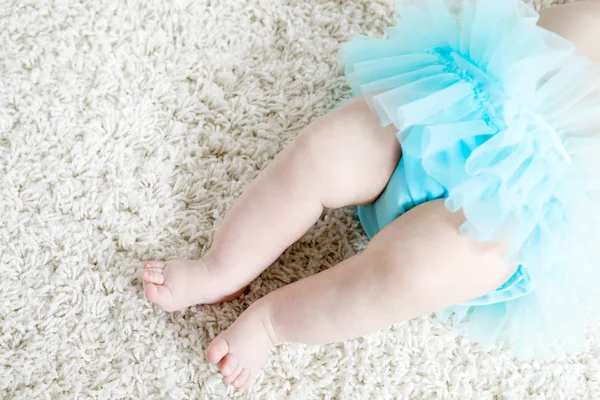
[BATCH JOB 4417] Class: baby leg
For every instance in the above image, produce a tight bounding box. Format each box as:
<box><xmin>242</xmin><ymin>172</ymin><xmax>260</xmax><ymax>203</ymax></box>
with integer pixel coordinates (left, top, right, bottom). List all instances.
<box><xmin>206</xmin><ymin>200</ymin><xmax>516</xmax><ymax>389</ymax></box>
<box><xmin>205</xmin><ymin>1</ymin><xmax>600</xmax><ymax>389</ymax></box>
<box><xmin>538</xmin><ymin>0</ymin><xmax>600</xmax><ymax>63</ymax></box>
<box><xmin>142</xmin><ymin>97</ymin><xmax>400</xmax><ymax>311</ymax></box>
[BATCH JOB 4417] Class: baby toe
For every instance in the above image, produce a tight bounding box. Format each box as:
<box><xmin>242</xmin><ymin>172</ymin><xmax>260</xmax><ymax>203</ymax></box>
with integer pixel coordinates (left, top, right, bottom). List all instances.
<box><xmin>144</xmin><ymin>261</ymin><xmax>166</xmax><ymax>270</ymax></box>
<box><xmin>144</xmin><ymin>283</ymin><xmax>173</xmax><ymax>308</ymax></box>
<box><xmin>142</xmin><ymin>270</ymin><xmax>164</xmax><ymax>285</ymax></box>
<box><xmin>240</xmin><ymin>376</ymin><xmax>255</xmax><ymax>391</ymax></box>
<box><xmin>218</xmin><ymin>354</ymin><xmax>238</xmax><ymax>377</ymax></box>
<box><xmin>233</xmin><ymin>368</ymin><xmax>250</xmax><ymax>390</ymax></box>
<box><xmin>206</xmin><ymin>337</ymin><xmax>229</xmax><ymax>364</ymax></box>
<box><xmin>223</xmin><ymin>363</ymin><xmax>243</xmax><ymax>383</ymax></box>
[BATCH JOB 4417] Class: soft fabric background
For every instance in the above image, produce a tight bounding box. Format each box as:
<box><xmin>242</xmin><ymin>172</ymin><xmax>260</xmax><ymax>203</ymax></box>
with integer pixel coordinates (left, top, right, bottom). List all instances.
<box><xmin>2</xmin><ymin>0</ymin><xmax>597</xmax><ymax>399</ymax></box>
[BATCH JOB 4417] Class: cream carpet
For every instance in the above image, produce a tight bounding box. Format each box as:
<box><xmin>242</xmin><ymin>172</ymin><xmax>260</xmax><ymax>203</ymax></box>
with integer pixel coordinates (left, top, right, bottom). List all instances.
<box><xmin>3</xmin><ymin>0</ymin><xmax>599</xmax><ymax>399</ymax></box>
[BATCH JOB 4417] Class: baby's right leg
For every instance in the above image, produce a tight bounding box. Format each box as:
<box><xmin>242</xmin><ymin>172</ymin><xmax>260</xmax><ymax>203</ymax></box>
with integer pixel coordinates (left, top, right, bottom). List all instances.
<box><xmin>142</xmin><ymin>97</ymin><xmax>401</xmax><ymax>311</ymax></box>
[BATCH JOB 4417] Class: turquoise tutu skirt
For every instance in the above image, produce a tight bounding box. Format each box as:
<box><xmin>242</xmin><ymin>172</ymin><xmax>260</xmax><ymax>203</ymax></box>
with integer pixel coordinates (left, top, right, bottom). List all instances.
<box><xmin>338</xmin><ymin>0</ymin><xmax>600</xmax><ymax>358</ymax></box>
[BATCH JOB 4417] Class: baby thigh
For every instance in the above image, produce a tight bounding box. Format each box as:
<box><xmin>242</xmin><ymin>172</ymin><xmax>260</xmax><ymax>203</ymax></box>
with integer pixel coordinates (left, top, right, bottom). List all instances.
<box><xmin>538</xmin><ymin>1</ymin><xmax>600</xmax><ymax>63</ymax></box>
<box><xmin>264</xmin><ymin>200</ymin><xmax>517</xmax><ymax>347</ymax></box>
<box><xmin>363</xmin><ymin>199</ymin><xmax>517</xmax><ymax>318</ymax></box>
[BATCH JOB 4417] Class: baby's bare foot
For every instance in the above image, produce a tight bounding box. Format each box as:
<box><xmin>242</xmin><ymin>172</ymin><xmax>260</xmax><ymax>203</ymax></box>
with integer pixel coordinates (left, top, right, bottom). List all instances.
<box><xmin>206</xmin><ymin>304</ymin><xmax>278</xmax><ymax>390</ymax></box>
<box><xmin>142</xmin><ymin>259</ymin><xmax>246</xmax><ymax>312</ymax></box>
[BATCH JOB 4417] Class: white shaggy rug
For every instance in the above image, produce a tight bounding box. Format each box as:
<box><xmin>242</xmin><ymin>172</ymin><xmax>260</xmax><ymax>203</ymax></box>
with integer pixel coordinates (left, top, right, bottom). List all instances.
<box><xmin>3</xmin><ymin>0</ymin><xmax>599</xmax><ymax>399</ymax></box>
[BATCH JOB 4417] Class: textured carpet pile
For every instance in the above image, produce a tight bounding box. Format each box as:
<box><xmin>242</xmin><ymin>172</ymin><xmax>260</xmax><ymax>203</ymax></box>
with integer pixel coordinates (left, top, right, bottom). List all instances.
<box><xmin>3</xmin><ymin>0</ymin><xmax>599</xmax><ymax>399</ymax></box>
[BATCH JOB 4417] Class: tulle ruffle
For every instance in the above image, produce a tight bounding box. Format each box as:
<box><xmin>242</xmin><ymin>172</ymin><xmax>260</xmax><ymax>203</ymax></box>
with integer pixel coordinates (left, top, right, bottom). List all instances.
<box><xmin>339</xmin><ymin>0</ymin><xmax>600</xmax><ymax>358</ymax></box>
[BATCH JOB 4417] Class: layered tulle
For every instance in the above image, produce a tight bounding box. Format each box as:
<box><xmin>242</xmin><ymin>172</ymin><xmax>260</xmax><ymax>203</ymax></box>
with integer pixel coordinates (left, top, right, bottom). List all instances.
<box><xmin>339</xmin><ymin>0</ymin><xmax>600</xmax><ymax>358</ymax></box>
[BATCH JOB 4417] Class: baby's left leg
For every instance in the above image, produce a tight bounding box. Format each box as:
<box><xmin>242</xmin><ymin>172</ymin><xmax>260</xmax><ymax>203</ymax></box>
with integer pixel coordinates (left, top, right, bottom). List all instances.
<box><xmin>207</xmin><ymin>199</ymin><xmax>516</xmax><ymax>389</ymax></box>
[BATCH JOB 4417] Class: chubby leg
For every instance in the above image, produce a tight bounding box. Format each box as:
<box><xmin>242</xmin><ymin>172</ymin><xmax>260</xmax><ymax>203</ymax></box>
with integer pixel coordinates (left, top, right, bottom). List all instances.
<box><xmin>538</xmin><ymin>0</ymin><xmax>600</xmax><ymax>63</ymax></box>
<box><xmin>142</xmin><ymin>97</ymin><xmax>400</xmax><ymax>311</ymax></box>
<box><xmin>206</xmin><ymin>200</ymin><xmax>517</xmax><ymax>389</ymax></box>
<box><xmin>205</xmin><ymin>3</ymin><xmax>600</xmax><ymax>388</ymax></box>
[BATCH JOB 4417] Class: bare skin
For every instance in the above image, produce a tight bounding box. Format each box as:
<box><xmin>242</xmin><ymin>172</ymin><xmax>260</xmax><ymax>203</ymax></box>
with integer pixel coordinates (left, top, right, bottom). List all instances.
<box><xmin>142</xmin><ymin>3</ymin><xmax>600</xmax><ymax>391</ymax></box>
<box><xmin>538</xmin><ymin>0</ymin><xmax>600</xmax><ymax>64</ymax></box>
<box><xmin>143</xmin><ymin>95</ymin><xmax>401</xmax><ymax>311</ymax></box>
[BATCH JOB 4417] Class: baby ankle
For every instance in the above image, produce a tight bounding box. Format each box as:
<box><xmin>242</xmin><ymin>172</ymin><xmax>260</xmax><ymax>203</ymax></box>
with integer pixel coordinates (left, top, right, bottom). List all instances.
<box><xmin>253</xmin><ymin>303</ymin><xmax>282</xmax><ymax>347</ymax></box>
<box><xmin>202</xmin><ymin>252</ymin><xmax>224</xmax><ymax>278</ymax></box>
